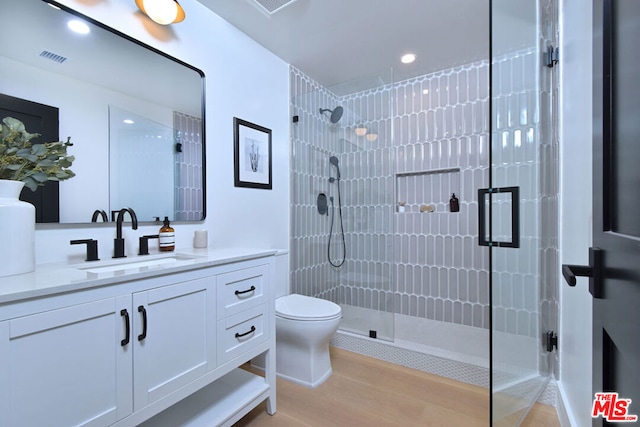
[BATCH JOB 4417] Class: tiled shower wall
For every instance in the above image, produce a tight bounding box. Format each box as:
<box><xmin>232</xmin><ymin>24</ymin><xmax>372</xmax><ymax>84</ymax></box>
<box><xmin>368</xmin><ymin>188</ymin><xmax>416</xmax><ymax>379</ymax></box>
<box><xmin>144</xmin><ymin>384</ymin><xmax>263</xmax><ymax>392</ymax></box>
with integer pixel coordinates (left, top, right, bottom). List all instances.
<box><xmin>290</xmin><ymin>74</ymin><xmax>344</xmax><ymax>301</ymax></box>
<box><xmin>291</xmin><ymin>48</ymin><xmax>557</xmax><ymax>339</ymax></box>
<box><xmin>389</xmin><ymin>62</ymin><xmax>490</xmax><ymax>328</ymax></box>
<box><xmin>291</xmin><ymin>61</ymin><xmax>492</xmax><ymax>330</ymax></box>
<box><xmin>174</xmin><ymin>111</ymin><xmax>204</xmax><ymax>221</ymax></box>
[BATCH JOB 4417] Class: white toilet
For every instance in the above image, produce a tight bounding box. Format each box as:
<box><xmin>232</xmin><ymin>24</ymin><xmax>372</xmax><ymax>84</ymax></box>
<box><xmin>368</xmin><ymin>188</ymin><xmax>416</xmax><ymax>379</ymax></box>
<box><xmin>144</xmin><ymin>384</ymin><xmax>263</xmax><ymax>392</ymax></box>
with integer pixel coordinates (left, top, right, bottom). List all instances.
<box><xmin>275</xmin><ymin>293</ymin><xmax>342</xmax><ymax>388</ymax></box>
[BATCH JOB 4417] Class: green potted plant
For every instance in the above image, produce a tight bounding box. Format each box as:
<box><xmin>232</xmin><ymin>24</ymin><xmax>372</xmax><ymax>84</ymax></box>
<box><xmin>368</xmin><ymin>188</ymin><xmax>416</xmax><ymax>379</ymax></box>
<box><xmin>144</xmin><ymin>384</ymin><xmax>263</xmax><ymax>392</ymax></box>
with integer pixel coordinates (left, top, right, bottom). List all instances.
<box><xmin>0</xmin><ymin>116</ymin><xmax>75</xmax><ymax>277</ymax></box>
<box><xmin>0</xmin><ymin>116</ymin><xmax>75</xmax><ymax>191</ymax></box>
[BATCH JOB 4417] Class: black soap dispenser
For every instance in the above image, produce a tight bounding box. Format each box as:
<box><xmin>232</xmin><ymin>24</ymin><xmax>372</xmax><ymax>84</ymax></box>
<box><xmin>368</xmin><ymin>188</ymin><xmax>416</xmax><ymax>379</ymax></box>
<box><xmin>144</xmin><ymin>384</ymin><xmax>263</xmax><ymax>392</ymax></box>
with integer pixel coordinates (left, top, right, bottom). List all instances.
<box><xmin>449</xmin><ymin>193</ymin><xmax>460</xmax><ymax>213</ymax></box>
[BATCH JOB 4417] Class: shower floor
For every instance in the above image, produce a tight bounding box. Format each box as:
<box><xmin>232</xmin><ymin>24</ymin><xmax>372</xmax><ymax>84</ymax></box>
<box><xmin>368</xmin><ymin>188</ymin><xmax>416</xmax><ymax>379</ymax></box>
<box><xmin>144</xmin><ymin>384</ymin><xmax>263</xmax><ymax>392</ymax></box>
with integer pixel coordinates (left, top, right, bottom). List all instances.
<box><xmin>337</xmin><ymin>304</ymin><xmax>489</xmax><ymax>366</ymax></box>
<box><xmin>331</xmin><ymin>307</ymin><xmax>556</xmax><ymax>410</ymax></box>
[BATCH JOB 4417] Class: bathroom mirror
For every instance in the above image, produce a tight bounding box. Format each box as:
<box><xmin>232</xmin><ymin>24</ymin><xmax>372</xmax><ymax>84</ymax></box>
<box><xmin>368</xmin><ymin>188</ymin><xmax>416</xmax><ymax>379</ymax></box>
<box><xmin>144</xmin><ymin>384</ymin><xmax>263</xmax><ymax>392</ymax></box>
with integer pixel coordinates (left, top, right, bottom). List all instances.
<box><xmin>0</xmin><ymin>0</ymin><xmax>205</xmax><ymax>224</ymax></box>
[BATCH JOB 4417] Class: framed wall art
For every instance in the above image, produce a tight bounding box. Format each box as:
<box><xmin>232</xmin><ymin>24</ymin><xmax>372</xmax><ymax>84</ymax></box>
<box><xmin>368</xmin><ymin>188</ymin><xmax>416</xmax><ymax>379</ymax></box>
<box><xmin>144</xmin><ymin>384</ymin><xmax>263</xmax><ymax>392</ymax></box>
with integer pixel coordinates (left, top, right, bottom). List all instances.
<box><xmin>233</xmin><ymin>117</ymin><xmax>272</xmax><ymax>190</ymax></box>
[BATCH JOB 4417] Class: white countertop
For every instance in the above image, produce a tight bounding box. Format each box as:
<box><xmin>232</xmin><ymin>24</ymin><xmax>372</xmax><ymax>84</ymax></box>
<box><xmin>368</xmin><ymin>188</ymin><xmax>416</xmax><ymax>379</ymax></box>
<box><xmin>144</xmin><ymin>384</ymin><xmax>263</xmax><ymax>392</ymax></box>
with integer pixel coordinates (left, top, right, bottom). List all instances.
<box><xmin>0</xmin><ymin>248</ymin><xmax>278</xmax><ymax>305</ymax></box>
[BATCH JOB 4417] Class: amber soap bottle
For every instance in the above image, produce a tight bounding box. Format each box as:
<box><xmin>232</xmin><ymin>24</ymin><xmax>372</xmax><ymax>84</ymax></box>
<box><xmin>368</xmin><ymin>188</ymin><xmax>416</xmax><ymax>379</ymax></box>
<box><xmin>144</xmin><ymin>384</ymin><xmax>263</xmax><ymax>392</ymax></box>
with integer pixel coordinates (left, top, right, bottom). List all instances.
<box><xmin>159</xmin><ymin>216</ymin><xmax>175</xmax><ymax>252</ymax></box>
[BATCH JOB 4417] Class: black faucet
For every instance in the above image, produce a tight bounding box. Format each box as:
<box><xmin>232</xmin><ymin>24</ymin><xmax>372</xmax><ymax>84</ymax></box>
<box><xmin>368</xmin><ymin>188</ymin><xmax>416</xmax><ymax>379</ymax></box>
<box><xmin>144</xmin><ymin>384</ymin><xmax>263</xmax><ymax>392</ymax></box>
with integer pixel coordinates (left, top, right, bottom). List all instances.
<box><xmin>113</xmin><ymin>208</ymin><xmax>138</xmax><ymax>258</ymax></box>
<box><xmin>139</xmin><ymin>235</ymin><xmax>160</xmax><ymax>255</ymax></box>
<box><xmin>91</xmin><ymin>209</ymin><xmax>108</xmax><ymax>222</ymax></box>
<box><xmin>70</xmin><ymin>239</ymin><xmax>100</xmax><ymax>261</ymax></box>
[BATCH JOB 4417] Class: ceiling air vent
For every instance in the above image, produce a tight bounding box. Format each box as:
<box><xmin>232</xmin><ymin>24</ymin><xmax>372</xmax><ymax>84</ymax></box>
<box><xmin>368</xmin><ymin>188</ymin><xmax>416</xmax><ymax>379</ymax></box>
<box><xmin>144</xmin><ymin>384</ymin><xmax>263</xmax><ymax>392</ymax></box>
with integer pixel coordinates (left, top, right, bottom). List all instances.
<box><xmin>39</xmin><ymin>50</ymin><xmax>68</xmax><ymax>64</ymax></box>
<box><xmin>253</xmin><ymin>0</ymin><xmax>298</xmax><ymax>15</ymax></box>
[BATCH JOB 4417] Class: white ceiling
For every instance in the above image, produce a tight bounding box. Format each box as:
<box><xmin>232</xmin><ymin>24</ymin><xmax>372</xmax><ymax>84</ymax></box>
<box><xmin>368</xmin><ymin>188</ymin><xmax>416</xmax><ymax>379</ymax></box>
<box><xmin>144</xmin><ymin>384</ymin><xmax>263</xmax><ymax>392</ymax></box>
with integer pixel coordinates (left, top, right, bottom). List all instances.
<box><xmin>197</xmin><ymin>0</ymin><xmax>490</xmax><ymax>94</ymax></box>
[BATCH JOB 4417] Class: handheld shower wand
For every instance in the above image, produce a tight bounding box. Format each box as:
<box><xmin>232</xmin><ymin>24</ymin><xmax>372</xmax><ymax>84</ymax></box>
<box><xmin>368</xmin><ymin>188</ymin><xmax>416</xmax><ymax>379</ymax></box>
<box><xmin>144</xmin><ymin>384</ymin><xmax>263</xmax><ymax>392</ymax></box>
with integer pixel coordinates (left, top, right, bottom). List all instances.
<box><xmin>327</xmin><ymin>155</ymin><xmax>346</xmax><ymax>268</ymax></box>
<box><xmin>329</xmin><ymin>155</ymin><xmax>341</xmax><ymax>182</ymax></box>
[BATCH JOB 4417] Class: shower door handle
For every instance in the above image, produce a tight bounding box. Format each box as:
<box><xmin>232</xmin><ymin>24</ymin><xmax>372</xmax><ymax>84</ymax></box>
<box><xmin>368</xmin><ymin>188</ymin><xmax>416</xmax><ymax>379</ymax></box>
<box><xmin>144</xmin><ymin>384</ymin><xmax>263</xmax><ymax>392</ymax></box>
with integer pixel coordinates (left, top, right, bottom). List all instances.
<box><xmin>478</xmin><ymin>186</ymin><xmax>520</xmax><ymax>248</ymax></box>
<box><xmin>562</xmin><ymin>247</ymin><xmax>603</xmax><ymax>298</ymax></box>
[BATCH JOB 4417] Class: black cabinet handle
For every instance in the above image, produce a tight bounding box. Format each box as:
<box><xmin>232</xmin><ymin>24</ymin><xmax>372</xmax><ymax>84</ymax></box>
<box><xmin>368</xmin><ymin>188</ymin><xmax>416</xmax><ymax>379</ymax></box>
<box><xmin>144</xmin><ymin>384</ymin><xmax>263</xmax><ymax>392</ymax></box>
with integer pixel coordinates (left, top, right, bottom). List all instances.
<box><xmin>138</xmin><ymin>305</ymin><xmax>147</xmax><ymax>341</ymax></box>
<box><xmin>120</xmin><ymin>309</ymin><xmax>130</xmax><ymax>346</ymax></box>
<box><xmin>235</xmin><ymin>325</ymin><xmax>256</xmax><ymax>339</ymax></box>
<box><xmin>235</xmin><ymin>285</ymin><xmax>256</xmax><ymax>296</ymax></box>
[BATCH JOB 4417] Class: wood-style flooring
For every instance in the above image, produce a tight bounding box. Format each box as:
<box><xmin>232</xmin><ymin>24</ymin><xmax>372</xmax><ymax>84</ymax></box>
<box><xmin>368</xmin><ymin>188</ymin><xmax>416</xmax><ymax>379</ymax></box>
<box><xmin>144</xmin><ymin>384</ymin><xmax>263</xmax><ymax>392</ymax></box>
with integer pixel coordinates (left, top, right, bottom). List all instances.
<box><xmin>236</xmin><ymin>347</ymin><xmax>560</xmax><ymax>427</ymax></box>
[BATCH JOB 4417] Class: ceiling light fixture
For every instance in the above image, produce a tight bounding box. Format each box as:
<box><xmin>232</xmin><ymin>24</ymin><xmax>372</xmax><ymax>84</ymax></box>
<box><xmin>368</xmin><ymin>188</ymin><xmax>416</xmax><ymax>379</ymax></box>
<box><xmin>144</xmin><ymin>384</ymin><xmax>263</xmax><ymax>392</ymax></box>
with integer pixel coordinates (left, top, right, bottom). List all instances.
<box><xmin>135</xmin><ymin>0</ymin><xmax>185</xmax><ymax>25</ymax></box>
<box><xmin>365</xmin><ymin>133</ymin><xmax>378</xmax><ymax>142</ymax></box>
<box><xmin>401</xmin><ymin>53</ymin><xmax>416</xmax><ymax>64</ymax></box>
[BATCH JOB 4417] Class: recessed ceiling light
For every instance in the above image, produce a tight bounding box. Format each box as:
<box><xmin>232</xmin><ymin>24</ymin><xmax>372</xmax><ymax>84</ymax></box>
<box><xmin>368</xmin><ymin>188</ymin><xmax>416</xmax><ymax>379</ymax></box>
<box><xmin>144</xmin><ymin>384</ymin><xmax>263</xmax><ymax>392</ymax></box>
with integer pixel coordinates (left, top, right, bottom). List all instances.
<box><xmin>401</xmin><ymin>53</ymin><xmax>416</xmax><ymax>64</ymax></box>
<box><xmin>123</xmin><ymin>119</ymin><xmax>134</xmax><ymax>124</ymax></box>
<box><xmin>68</xmin><ymin>20</ymin><xmax>90</xmax><ymax>35</ymax></box>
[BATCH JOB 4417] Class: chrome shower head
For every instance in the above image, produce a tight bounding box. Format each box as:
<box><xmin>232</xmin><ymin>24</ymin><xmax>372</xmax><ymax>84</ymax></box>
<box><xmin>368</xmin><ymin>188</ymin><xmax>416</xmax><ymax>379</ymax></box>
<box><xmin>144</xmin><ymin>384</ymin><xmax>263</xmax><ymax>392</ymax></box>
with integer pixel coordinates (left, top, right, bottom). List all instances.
<box><xmin>319</xmin><ymin>106</ymin><xmax>344</xmax><ymax>123</ymax></box>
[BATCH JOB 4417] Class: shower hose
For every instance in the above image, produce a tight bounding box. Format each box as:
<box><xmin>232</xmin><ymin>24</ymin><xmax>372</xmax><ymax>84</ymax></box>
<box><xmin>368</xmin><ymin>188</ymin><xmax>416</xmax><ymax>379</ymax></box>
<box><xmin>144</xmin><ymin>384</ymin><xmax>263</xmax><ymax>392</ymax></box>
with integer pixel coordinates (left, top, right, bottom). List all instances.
<box><xmin>328</xmin><ymin>179</ymin><xmax>346</xmax><ymax>268</ymax></box>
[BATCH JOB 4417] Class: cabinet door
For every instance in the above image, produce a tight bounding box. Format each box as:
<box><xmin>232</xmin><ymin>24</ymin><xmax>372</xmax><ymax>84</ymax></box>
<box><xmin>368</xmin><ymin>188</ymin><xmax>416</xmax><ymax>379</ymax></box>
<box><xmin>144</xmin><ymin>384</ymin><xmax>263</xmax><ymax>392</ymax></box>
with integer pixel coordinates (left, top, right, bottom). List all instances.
<box><xmin>133</xmin><ymin>277</ymin><xmax>215</xmax><ymax>409</ymax></box>
<box><xmin>0</xmin><ymin>296</ymin><xmax>132</xmax><ymax>427</ymax></box>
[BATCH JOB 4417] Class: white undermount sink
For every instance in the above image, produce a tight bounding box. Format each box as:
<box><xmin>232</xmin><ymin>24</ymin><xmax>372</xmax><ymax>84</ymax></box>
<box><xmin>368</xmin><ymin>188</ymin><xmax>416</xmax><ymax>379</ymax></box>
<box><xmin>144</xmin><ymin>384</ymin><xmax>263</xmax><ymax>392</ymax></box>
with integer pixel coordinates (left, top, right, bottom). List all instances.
<box><xmin>78</xmin><ymin>254</ymin><xmax>203</xmax><ymax>274</ymax></box>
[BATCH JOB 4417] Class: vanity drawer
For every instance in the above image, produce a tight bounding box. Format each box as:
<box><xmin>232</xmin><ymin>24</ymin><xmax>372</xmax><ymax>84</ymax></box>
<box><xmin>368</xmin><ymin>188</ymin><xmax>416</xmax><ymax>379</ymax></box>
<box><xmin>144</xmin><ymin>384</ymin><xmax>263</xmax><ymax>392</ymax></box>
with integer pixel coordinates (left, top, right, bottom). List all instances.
<box><xmin>217</xmin><ymin>304</ymin><xmax>268</xmax><ymax>363</ymax></box>
<box><xmin>216</xmin><ymin>264</ymin><xmax>267</xmax><ymax>319</ymax></box>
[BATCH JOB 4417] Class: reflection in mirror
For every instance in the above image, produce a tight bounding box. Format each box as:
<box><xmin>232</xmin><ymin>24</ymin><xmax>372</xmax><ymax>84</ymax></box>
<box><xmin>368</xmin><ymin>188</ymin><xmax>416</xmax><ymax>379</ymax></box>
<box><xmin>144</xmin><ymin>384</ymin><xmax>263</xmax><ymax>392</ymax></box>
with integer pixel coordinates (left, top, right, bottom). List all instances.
<box><xmin>109</xmin><ymin>106</ymin><xmax>204</xmax><ymax>222</ymax></box>
<box><xmin>0</xmin><ymin>0</ymin><xmax>205</xmax><ymax>224</ymax></box>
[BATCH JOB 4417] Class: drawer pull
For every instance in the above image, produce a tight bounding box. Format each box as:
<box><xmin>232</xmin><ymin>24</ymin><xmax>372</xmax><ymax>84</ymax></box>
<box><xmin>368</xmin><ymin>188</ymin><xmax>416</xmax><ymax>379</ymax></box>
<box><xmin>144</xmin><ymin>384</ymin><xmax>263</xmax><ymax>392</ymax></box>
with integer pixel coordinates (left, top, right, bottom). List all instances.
<box><xmin>235</xmin><ymin>325</ymin><xmax>256</xmax><ymax>339</ymax></box>
<box><xmin>138</xmin><ymin>305</ymin><xmax>147</xmax><ymax>341</ymax></box>
<box><xmin>235</xmin><ymin>285</ymin><xmax>256</xmax><ymax>296</ymax></box>
<box><xmin>120</xmin><ymin>309</ymin><xmax>130</xmax><ymax>346</ymax></box>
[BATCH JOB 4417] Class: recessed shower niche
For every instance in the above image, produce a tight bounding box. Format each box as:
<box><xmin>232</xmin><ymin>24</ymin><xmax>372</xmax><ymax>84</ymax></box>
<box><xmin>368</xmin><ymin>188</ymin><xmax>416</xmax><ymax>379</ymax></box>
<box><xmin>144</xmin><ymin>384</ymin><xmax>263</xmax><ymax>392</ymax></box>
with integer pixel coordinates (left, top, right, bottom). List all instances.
<box><xmin>395</xmin><ymin>168</ymin><xmax>461</xmax><ymax>214</ymax></box>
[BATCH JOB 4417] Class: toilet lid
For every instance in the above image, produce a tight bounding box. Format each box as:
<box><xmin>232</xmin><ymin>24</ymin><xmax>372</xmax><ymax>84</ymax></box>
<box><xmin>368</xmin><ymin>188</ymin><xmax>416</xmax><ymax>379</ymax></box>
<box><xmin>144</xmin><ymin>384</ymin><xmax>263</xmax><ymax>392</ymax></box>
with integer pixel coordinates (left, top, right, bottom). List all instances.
<box><xmin>276</xmin><ymin>294</ymin><xmax>342</xmax><ymax>321</ymax></box>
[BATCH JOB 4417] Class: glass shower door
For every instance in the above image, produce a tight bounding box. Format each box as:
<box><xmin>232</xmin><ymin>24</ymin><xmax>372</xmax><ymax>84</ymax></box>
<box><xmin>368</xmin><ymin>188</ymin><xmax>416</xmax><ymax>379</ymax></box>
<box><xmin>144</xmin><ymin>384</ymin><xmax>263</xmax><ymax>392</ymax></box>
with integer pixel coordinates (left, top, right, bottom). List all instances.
<box><xmin>323</xmin><ymin>71</ymin><xmax>396</xmax><ymax>342</ymax></box>
<box><xmin>289</xmin><ymin>68</ymin><xmax>396</xmax><ymax>342</ymax></box>
<box><xmin>488</xmin><ymin>0</ymin><xmax>557</xmax><ymax>424</ymax></box>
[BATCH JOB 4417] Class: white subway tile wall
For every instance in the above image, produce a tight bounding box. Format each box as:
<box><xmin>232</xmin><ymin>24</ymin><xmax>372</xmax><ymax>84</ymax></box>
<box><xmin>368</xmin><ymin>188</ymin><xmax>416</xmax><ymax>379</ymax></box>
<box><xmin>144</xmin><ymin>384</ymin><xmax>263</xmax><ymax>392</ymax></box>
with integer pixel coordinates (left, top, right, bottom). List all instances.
<box><xmin>174</xmin><ymin>111</ymin><xmax>204</xmax><ymax>221</ymax></box>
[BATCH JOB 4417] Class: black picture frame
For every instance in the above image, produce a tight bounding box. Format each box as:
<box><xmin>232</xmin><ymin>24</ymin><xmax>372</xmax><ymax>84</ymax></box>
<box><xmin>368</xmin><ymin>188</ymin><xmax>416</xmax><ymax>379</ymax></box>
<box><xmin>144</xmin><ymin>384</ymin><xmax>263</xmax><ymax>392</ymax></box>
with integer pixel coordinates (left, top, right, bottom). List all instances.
<box><xmin>233</xmin><ymin>117</ymin><xmax>272</xmax><ymax>189</ymax></box>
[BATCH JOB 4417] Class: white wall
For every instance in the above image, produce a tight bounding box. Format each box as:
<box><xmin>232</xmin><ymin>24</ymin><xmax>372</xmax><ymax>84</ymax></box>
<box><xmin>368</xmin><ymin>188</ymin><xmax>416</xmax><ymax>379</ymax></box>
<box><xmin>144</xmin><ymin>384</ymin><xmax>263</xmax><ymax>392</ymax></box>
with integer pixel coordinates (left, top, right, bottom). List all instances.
<box><xmin>33</xmin><ymin>0</ymin><xmax>290</xmax><ymax>263</ymax></box>
<box><xmin>558</xmin><ymin>2</ymin><xmax>593</xmax><ymax>426</ymax></box>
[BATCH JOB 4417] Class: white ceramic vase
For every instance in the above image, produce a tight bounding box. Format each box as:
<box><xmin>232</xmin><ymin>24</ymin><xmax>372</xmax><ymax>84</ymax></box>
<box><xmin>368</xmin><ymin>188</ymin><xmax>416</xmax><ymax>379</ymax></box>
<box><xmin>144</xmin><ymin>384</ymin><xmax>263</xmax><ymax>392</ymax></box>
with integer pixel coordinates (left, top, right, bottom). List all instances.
<box><xmin>0</xmin><ymin>179</ymin><xmax>35</xmax><ymax>277</ymax></box>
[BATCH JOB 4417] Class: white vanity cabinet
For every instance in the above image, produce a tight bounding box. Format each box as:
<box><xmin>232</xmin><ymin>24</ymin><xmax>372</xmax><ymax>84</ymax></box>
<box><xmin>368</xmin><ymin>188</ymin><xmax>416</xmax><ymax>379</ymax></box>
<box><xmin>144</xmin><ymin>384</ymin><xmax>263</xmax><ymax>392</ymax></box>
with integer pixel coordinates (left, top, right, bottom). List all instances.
<box><xmin>0</xmin><ymin>252</ymin><xmax>276</xmax><ymax>427</ymax></box>
<box><xmin>0</xmin><ymin>296</ymin><xmax>133</xmax><ymax>427</ymax></box>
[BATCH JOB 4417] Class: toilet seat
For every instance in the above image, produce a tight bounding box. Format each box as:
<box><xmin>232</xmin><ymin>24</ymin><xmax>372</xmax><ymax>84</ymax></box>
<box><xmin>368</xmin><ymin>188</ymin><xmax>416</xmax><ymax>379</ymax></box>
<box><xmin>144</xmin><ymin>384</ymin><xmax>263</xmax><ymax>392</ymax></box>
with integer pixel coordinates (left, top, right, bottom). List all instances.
<box><xmin>276</xmin><ymin>294</ymin><xmax>341</xmax><ymax>321</ymax></box>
